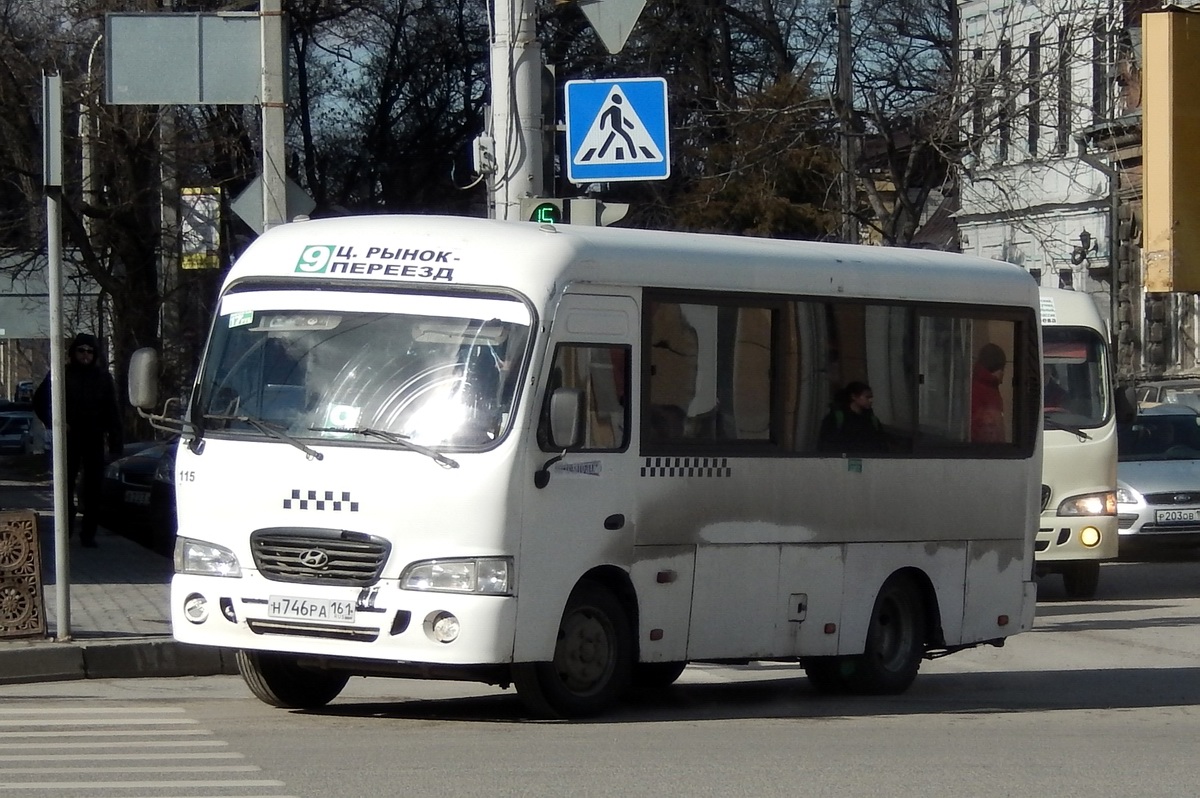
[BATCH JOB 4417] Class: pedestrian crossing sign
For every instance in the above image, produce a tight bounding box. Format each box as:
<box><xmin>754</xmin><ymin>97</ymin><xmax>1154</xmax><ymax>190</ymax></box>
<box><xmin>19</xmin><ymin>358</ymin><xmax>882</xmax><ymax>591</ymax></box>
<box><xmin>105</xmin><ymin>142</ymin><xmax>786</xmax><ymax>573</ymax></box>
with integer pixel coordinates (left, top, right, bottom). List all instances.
<box><xmin>564</xmin><ymin>77</ymin><xmax>670</xmax><ymax>183</ymax></box>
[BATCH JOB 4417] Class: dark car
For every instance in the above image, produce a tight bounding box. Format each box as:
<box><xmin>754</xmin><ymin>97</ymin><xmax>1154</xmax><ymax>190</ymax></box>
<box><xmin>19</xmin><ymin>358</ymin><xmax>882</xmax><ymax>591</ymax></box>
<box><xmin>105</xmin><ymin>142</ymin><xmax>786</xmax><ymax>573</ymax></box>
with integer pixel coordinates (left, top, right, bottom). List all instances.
<box><xmin>99</xmin><ymin>438</ymin><xmax>178</xmax><ymax>554</ymax></box>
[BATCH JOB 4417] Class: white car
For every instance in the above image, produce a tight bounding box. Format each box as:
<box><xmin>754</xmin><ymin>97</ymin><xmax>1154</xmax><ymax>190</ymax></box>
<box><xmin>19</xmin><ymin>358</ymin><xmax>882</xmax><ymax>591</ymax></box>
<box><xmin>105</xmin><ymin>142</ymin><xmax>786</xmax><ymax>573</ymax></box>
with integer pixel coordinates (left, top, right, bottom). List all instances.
<box><xmin>1116</xmin><ymin>405</ymin><xmax>1200</xmax><ymax>550</ymax></box>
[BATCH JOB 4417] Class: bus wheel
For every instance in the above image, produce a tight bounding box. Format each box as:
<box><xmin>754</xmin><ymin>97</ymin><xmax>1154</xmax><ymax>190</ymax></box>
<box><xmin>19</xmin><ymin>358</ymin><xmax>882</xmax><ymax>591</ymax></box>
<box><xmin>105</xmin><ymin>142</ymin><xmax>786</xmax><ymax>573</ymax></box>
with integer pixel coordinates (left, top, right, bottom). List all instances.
<box><xmin>1062</xmin><ymin>562</ymin><xmax>1100</xmax><ymax>600</ymax></box>
<box><xmin>236</xmin><ymin>650</ymin><xmax>349</xmax><ymax>709</ymax></box>
<box><xmin>845</xmin><ymin>574</ymin><xmax>926</xmax><ymax>695</ymax></box>
<box><xmin>512</xmin><ymin>581</ymin><xmax>633</xmax><ymax>718</ymax></box>
<box><xmin>631</xmin><ymin>661</ymin><xmax>687</xmax><ymax>689</ymax></box>
<box><xmin>802</xmin><ymin>657</ymin><xmax>852</xmax><ymax>694</ymax></box>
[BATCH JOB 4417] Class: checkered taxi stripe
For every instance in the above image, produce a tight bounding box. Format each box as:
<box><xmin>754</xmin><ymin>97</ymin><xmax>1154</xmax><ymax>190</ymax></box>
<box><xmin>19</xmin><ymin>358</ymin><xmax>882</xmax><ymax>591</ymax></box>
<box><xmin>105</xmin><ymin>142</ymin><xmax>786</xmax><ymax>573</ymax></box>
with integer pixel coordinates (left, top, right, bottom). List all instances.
<box><xmin>283</xmin><ymin>489</ymin><xmax>360</xmax><ymax>511</ymax></box>
<box><xmin>641</xmin><ymin>457</ymin><xmax>732</xmax><ymax>478</ymax></box>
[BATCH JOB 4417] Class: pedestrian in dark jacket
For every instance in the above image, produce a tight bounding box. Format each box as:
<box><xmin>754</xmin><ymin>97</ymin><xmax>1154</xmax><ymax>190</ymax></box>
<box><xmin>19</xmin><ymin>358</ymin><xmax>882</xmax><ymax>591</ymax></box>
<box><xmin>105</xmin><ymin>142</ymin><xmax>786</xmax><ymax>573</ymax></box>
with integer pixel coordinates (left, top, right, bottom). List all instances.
<box><xmin>818</xmin><ymin>381</ymin><xmax>888</xmax><ymax>453</ymax></box>
<box><xmin>33</xmin><ymin>333</ymin><xmax>124</xmax><ymax>548</ymax></box>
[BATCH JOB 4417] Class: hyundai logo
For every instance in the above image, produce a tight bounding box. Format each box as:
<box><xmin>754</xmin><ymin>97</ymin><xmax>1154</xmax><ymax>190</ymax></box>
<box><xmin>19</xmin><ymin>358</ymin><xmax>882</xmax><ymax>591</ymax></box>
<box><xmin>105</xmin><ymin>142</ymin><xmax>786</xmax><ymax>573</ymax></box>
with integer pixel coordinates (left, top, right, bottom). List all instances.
<box><xmin>298</xmin><ymin>549</ymin><xmax>330</xmax><ymax>569</ymax></box>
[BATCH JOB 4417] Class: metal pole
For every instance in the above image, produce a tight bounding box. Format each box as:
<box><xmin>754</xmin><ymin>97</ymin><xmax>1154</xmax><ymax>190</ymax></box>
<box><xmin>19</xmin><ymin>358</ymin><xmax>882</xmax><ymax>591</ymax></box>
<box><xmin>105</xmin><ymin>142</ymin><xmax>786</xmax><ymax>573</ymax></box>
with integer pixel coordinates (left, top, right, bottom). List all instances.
<box><xmin>836</xmin><ymin>0</ymin><xmax>857</xmax><ymax>244</ymax></box>
<box><xmin>489</xmin><ymin>0</ymin><xmax>543</xmax><ymax>220</ymax></box>
<box><xmin>43</xmin><ymin>73</ymin><xmax>70</xmax><ymax>640</ymax></box>
<box><xmin>261</xmin><ymin>0</ymin><xmax>287</xmax><ymax>230</ymax></box>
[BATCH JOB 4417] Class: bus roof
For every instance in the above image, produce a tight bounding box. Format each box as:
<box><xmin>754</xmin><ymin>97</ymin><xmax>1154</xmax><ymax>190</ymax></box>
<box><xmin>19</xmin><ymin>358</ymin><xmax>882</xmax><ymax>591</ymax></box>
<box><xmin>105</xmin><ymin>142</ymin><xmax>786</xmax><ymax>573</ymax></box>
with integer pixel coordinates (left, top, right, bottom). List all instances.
<box><xmin>1039</xmin><ymin>286</ymin><xmax>1106</xmax><ymax>330</ymax></box>
<box><xmin>226</xmin><ymin>214</ymin><xmax>1038</xmax><ymax>310</ymax></box>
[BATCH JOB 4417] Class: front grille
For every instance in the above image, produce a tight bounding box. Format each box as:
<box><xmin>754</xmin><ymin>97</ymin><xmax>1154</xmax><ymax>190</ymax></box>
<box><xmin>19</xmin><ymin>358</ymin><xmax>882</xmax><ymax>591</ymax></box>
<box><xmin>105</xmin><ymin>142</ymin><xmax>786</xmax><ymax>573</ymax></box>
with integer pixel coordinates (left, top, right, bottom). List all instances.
<box><xmin>247</xmin><ymin>618</ymin><xmax>380</xmax><ymax>642</ymax></box>
<box><xmin>1143</xmin><ymin>492</ymin><xmax>1200</xmax><ymax>505</ymax></box>
<box><xmin>251</xmin><ymin>528</ymin><xmax>390</xmax><ymax>586</ymax></box>
<box><xmin>122</xmin><ymin>472</ymin><xmax>154</xmax><ymax>489</ymax></box>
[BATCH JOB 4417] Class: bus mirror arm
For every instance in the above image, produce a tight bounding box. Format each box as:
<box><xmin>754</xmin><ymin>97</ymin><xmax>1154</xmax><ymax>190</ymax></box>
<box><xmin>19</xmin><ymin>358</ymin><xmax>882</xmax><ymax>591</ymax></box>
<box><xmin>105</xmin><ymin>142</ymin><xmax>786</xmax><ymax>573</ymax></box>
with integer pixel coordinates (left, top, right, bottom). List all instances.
<box><xmin>534</xmin><ymin>450</ymin><xmax>567</xmax><ymax>489</ymax></box>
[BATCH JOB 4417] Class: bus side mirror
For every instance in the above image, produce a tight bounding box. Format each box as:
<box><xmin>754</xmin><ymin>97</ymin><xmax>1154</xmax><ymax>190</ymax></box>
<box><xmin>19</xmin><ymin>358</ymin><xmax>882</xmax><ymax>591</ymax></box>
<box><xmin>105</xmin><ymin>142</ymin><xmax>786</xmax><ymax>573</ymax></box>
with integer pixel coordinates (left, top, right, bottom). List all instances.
<box><xmin>128</xmin><ymin>348</ymin><xmax>159</xmax><ymax>410</ymax></box>
<box><xmin>548</xmin><ymin>387</ymin><xmax>583</xmax><ymax>449</ymax></box>
<box><xmin>1116</xmin><ymin>385</ymin><xmax>1136</xmax><ymax>425</ymax></box>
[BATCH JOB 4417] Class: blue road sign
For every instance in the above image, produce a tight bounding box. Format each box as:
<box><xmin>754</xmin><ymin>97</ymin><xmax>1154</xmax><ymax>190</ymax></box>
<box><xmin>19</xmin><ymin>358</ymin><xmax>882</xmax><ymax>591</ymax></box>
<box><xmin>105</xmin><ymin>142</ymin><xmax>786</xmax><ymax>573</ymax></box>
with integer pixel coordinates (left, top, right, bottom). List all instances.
<box><xmin>564</xmin><ymin>77</ymin><xmax>670</xmax><ymax>183</ymax></box>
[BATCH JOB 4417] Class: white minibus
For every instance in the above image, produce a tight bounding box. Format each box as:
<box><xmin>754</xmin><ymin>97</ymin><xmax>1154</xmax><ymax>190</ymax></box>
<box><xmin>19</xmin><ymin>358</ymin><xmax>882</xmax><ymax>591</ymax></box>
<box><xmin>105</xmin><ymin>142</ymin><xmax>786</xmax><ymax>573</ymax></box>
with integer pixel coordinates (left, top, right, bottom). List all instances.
<box><xmin>130</xmin><ymin>215</ymin><xmax>1042</xmax><ymax>718</ymax></box>
<box><xmin>1036</xmin><ymin>287</ymin><xmax>1120</xmax><ymax>598</ymax></box>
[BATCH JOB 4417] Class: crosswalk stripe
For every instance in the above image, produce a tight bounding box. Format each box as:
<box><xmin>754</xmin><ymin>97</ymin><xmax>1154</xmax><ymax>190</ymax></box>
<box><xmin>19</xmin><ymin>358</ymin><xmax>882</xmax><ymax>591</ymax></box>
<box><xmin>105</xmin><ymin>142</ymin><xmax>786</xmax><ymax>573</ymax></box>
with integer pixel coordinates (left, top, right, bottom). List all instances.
<box><xmin>0</xmin><ymin>718</ymin><xmax>199</xmax><ymax>727</ymax></box>
<box><xmin>0</xmin><ymin>780</ymin><xmax>287</xmax><ymax>790</ymax></box>
<box><xmin>0</xmin><ymin>752</ymin><xmax>243</xmax><ymax>761</ymax></box>
<box><xmin>4</xmin><ymin>740</ymin><xmax>227</xmax><ymax>749</ymax></box>
<box><xmin>0</xmin><ymin>707</ymin><xmax>186</xmax><ymax>715</ymax></box>
<box><xmin>0</xmin><ymin>729</ymin><xmax>212</xmax><ymax>738</ymax></box>
<box><xmin>2</xmin><ymin>765</ymin><xmax>260</xmax><ymax>774</ymax></box>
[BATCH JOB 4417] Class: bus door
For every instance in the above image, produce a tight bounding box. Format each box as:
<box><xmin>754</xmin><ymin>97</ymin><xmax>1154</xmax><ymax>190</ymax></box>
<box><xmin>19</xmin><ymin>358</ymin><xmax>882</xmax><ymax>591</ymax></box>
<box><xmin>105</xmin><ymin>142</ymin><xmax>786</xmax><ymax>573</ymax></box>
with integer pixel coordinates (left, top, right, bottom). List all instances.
<box><xmin>513</xmin><ymin>292</ymin><xmax>639</xmax><ymax>659</ymax></box>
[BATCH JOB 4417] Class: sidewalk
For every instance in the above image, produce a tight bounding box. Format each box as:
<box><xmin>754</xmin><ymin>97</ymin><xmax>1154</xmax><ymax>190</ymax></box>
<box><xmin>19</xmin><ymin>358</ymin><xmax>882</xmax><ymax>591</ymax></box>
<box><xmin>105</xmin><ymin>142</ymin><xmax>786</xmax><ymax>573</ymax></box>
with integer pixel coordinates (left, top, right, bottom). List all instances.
<box><xmin>0</xmin><ymin>469</ymin><xmax>237</xmax><ymax>685</ymax></box>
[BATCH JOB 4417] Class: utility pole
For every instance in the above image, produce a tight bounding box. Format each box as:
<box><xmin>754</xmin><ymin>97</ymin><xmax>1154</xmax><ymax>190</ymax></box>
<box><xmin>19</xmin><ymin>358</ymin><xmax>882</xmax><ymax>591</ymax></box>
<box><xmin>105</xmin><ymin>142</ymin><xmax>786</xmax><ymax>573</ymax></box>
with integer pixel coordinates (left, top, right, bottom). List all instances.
<box><xmin>836</xmin><ymin>0</ymin><xmax>858</xmax><ymax>244</ymax></box>
<box><xmin>260</xmin><ymin>0</ymin><xmax>287</xmax><ymax>230</ymax></box>
<box><xmin>489</xmin><ymin>0</ymin><xmax>544</xmax><ymax>220</ymax></box>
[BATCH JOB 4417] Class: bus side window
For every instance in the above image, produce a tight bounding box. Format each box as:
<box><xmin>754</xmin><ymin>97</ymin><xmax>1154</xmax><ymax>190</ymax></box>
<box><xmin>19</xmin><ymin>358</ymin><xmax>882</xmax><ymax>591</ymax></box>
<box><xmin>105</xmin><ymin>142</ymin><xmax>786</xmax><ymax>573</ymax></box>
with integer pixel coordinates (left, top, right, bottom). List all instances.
<box><xmin>538</xmin><ymin>344</ymin><xmax>630</xmax><ymax>452</ymax></box>
<box><xmin>918</xmin><ymin>315</ymin><xmax>1018</xmax><ymax>446</ymax></box>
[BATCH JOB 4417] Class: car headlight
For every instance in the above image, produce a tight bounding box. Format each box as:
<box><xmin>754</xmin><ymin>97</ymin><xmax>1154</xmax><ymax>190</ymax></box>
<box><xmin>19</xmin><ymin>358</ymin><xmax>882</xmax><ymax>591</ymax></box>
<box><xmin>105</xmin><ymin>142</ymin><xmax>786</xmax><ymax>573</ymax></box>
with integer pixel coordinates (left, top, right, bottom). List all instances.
<box><xmin>153</xmin><ymin>452</ymin><xmax>175</xmax><ymax>485</ymax></box>
<box><xmin>1115</xmin><ymin>485</ymin><xmax>1142</xmax><ymax>505</ymax></box>
<box><xmin>104</xmin><ymin>462</ymin><xmax>120</xmax><ymax>479</ymax></box>
<box><xmin>174</xmin><ymin>538</ymin><xmax>242</xmax><ymax>577</ymax></box>
<box><xmin>1056</xmin><ymin>491</ymin><xmax>1117</xmax><ymax>516</ymax></box>
<box><xmin>401</xmin><ymin>557</ymin><xmax>513</xmax><ymax>595</ymax></box>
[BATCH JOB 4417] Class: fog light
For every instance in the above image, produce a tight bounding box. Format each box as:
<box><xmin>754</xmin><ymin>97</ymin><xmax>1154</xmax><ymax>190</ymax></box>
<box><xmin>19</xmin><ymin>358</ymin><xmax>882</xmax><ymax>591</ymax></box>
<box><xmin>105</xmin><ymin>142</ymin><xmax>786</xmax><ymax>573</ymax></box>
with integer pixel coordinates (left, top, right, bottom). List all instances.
<box><xmin>427</xmin><ymin>611</ymin><xmax>460</xmax><ymax>643</ymax></box>
<box><xmin>183</xmin><ymin>593</ymin><xmax>209</xmax><ymax>624</ymax></box>
<box><xmin>1079</xmin><ymin>527</ymin><xmax>1102</xmax><ymax>548</ymax></box>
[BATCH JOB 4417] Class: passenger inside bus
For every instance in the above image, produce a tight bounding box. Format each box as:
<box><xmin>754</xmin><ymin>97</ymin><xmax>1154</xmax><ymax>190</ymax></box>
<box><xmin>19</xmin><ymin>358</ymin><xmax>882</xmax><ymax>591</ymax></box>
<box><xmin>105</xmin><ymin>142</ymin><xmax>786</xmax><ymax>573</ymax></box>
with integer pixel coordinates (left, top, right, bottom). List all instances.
<box><xmin>971</xmin><ymin>343</ymin><xmax>1007</xmax><ymax>442</ymax></box>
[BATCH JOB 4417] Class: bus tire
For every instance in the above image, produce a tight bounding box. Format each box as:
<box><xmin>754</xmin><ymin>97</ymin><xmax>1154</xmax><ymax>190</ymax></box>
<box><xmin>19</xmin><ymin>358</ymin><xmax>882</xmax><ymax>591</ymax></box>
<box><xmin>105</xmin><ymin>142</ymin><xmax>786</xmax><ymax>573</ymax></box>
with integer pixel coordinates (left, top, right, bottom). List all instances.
<box><xmin>631</xmin><ymin>661</ymin><xmax>687</xmax><ymax>689</ymax></box>
<box><xmin>236</xmin><ymin>649</ymin><xmax>349</xmax><ymax>709</ymax></box>
<box><xmin>512</xmin><ymin>581</ymin><xmax>633</xmax><ymax>718</ymax></box>
<box><xmin>845</xmin><ymin>573</ymin><xmax>926</xmax><ymax>695</ymax></box>
<box><xmin>1061</xmin><ymin>561</ymin><xmax>1100</xmax><ymax>600</ymax></box>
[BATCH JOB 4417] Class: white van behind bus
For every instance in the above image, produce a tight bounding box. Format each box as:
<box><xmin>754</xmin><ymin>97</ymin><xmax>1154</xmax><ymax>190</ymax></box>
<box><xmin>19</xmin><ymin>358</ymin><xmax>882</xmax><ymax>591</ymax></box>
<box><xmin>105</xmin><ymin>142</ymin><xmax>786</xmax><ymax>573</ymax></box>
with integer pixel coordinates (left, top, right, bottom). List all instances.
<box><xmin>1036</xmin><ymin>287</ymin><xmax>1121</xmax><ymax>598</ymax></box>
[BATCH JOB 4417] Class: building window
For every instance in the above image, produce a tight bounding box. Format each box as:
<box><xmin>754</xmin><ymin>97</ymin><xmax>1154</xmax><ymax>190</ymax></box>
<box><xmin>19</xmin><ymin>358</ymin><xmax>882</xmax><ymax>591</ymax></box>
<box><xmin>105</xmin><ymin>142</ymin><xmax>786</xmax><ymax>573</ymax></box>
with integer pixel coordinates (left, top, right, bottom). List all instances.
<box><xmin>1055</xmin><ymin>25</ymin><xmax>1071</xmax><ymax>154</ymax></box>
<box><xmin>1028</xmin><ymin>32</ymin><xmax>1041</xmax><ymax>157</ymax></box>
<box><xmin>999</xmin><ymin>39</ymin><xmax>1012</xmax><ymax>162</ymax></box>
<box><xmin>1092</xmin><ymin>17</ymin><xmax>1108</xmax><ymax>122</ymax></box>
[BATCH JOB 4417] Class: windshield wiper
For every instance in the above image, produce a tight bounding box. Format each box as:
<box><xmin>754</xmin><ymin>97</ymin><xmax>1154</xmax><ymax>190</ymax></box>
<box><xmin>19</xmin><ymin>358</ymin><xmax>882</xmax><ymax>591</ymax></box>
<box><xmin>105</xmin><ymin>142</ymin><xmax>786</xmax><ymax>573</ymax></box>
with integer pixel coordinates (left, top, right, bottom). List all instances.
<box><xmin>308</xmin><ymin>426</ymin><xmax>459</xmax><ymax>469</ymax></box>
<box><xmin>203</xmin><ymin>413</ymin><xmax>324</xmax><ymax>460</ymax></box>
<box><xmin>1044</xmin><ymin>414</ymin><xmax>1091</xmax><ymax>441</ymax></box>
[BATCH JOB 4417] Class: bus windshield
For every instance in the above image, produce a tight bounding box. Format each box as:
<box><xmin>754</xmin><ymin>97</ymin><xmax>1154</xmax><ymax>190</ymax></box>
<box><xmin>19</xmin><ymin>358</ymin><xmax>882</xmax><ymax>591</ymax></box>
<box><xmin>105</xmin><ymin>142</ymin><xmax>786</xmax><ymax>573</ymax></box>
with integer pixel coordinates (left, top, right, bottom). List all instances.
<box><xmin>1042</xmin><ymin>326</ymin><xmax>1110</xmax><ymax>429</ymax></box>
<box><xmin>194</xmin><ymin>289</ymin><xmax>532</xmax><ymax>448</ymax></box>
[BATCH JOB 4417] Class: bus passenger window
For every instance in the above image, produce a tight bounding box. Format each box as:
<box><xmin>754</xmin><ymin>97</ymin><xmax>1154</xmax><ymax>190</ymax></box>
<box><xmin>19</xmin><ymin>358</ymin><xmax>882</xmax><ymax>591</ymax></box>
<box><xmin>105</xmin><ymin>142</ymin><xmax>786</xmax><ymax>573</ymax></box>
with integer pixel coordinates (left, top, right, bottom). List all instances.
<box><xmin>918</xmin><ymin>315</ymin><xmax>1017</xmax><ymax>446</ymax></box>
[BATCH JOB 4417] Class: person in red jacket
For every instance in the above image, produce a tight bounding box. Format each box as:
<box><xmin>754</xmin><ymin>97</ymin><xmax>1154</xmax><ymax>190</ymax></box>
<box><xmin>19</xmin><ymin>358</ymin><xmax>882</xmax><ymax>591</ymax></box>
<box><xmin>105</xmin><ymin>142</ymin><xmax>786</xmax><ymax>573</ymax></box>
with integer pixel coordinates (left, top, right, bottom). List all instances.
<box><xmin>971</xmin><ymin>343</ymin><xmax>1007</xmax><ymax>443</ymax></box>
<box><xmin>33</xmin><ymin>333</ymin><xmax>124</xmax><ymax>548</ymax></box>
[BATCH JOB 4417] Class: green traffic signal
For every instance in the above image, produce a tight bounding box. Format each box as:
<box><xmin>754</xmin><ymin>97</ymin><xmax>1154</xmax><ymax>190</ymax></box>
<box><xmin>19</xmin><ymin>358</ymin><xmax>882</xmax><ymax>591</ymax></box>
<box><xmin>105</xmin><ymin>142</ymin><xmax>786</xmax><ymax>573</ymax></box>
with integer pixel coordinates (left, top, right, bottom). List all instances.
<box><xmin>530</xmin><ymin>202</ymin><xmax>563</xmax><ymax>224</ymax></box>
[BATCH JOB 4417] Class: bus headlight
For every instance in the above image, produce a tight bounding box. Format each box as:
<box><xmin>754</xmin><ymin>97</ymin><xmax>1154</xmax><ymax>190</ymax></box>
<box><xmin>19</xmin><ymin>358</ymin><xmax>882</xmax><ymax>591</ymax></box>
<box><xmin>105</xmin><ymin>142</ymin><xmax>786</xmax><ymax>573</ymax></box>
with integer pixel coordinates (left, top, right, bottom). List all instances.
<box><xmin>401</xmin><ymin>558</ymin><xmax>513</xmax><ymax>595</ymax></box>
<box><xmin>174</xmin><ymin>538</ymin><xmax>242</xmax><ymax>577</ymax></box>
<box><xmin>1056</xmin><ymin>491</ymin><xmax>1117</xmax><ymax>517</ymax></box>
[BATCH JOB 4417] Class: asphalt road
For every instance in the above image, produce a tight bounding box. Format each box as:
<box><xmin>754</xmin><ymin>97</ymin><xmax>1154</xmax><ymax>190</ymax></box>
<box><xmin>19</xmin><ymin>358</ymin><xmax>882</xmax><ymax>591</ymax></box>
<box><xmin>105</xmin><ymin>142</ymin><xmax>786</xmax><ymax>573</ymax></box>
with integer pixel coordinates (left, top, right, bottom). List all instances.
<box><xmin>2</xmin><ymin>555</ymin><xmax>1199</xmax><ymax>797</ymax></box>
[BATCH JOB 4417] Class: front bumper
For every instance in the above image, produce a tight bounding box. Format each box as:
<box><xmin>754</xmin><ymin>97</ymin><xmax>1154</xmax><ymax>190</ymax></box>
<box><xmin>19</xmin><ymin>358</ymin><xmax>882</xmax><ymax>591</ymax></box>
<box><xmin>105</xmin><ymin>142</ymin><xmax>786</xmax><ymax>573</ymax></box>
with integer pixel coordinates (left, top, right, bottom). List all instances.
<box><xmin>171</xmin><ymin>571</ymin><xmax>519</xmax><ymax>666</ymax></box>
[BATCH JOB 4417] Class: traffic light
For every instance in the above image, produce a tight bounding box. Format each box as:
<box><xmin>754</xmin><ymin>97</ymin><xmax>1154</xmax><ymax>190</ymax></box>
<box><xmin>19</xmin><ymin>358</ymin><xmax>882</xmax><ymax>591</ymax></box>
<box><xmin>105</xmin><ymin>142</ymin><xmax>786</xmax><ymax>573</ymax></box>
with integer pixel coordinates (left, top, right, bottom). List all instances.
<box><xmin>521</xmin><ymin>198</ymin><xmax>565</xmax><ymax>224</ymax></box>
<box><xmin>519</xmin><ymin>197</ymin><xmax>630</xmax><ymax>226</ymax></box>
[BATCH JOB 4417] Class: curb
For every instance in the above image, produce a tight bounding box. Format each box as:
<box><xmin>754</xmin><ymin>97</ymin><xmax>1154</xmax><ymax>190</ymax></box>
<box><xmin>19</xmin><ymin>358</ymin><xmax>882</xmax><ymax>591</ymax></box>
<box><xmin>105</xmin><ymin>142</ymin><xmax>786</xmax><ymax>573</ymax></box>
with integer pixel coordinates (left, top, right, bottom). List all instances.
<box><xmin>0</xmin><ymin>637</ymin><xmax>239</xmax><ymax>685</ymax></box>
